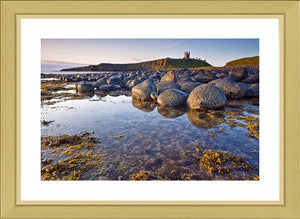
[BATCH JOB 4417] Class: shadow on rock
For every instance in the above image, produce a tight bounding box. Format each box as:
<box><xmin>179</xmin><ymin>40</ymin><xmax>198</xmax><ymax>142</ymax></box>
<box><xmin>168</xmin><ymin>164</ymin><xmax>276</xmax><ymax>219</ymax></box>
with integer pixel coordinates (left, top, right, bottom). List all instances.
<box><xmin>157</xmin><ymin>106</ymin><xmax>187</xmax><ymax>119</ymax></box>
<box><xmin>132</xmin><ymin>98</ymin><xmax>157</xmax><ymax>113</ymax></box>
<box><xmin>187</xmin><ymin>109</ymin><xmax>225</xmax><ymax>129</ymax></box>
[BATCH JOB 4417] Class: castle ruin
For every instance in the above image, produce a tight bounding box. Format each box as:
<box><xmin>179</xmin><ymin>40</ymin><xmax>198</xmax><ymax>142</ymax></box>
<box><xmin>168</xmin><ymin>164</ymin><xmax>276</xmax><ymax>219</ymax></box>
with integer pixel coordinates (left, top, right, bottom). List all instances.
<box><xmin>184</xmin><ymin>51</ymin><xmax>190</xmax><ymax>60</ymax></box>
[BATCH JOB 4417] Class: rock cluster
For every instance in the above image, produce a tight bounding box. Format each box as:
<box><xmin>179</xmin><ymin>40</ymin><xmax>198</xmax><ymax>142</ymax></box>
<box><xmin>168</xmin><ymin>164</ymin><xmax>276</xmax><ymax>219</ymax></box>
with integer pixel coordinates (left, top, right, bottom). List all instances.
<box><xmin>53</xmin><ymin>65</ymin><xmax>259</xmax><ymax>110</ymax></box>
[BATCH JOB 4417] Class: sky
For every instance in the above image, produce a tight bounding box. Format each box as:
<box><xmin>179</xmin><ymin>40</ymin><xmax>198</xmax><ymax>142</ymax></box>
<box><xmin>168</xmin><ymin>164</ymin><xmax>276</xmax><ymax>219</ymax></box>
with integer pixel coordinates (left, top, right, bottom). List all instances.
<box><xmin>41</xmin><ymin>39</ymin><xmax>259</xmax><ymax>72</ymax></box>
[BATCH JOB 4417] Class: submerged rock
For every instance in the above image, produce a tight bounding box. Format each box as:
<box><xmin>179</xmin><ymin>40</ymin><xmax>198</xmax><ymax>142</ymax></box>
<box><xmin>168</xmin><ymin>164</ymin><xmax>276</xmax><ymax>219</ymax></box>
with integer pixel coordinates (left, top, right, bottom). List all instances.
<box><xmin>132</xmin><ymin>79</ymin><xmax>157</xmax><ymax>101</ymax></box>
<box><xmin>187</xmin><ymin>84</ymin><xmax>227</xmax><ymax>110</ymax></box>
<box><xmin>157</xmin><ymin>89</ymin><xmax>188</xmax><ymax>107</ymax></box>
<box><xmin>214</xmin><ymin>79</ymin><xmax>246</xmax><ymax>99</ymax></box>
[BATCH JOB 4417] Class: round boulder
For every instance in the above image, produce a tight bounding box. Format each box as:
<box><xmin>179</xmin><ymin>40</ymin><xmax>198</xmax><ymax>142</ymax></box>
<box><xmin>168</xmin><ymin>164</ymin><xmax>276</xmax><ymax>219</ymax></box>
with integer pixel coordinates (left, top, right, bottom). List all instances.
<box><xmin>107</xmin><ymin>76</ymin><xmax>123</xmax><ymax>87</ymax></box>
<box><xmin>94</xmin><ymin>78</ymin><xmax>108</xmax><ymax>89</ymax></box>
<box><xmin>187</xmin><ymin>84</ymin><xmax>227</xmax><ymax>110</ymax></box>
<box><xmin>157</xmin><ymin>89</ymin><xmax>188</xmax><ymax>107</ymax></box>
<box><xmin>77</xmin><ymin>81</ymin><xmax>95</xmax><ymax>93</ymax></box>
<box><xmin>160</xmin><ymin>70</ymin><xmax>178</xmax><ymax>82</ymax></box>
<box><xmin>131</xmin><ymin>79</ymin><xmax>157</xmax><ymax>101</ymax></box>
<box><xmin>126</xmin><ymin>79</ymin><xmax>142</xmax><ymax>89</ymax></box>
<box><xmin>215</xmin><ymin>79</ymin><xmax>246</xmax><ymax>99</ymax></box>
<box><xmin>193</xmin><ymin>72</ymin><xmax>216</xmax><ymax>83</ymax></box>
<box><xmin>156</xmin><ymin>81</ymin><xmax>181</xmax><ymax>94</ymax></box>
<box><xmin>180</xmin><ymin>81</ymin><xmax>202</xmax><ymax>94</ymax></box>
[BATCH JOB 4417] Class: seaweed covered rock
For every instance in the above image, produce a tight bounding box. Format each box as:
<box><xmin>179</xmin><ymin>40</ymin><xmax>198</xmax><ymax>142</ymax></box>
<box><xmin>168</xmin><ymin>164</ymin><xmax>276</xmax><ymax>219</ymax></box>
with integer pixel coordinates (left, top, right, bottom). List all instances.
<box><xmin>187</xmin><ymin>84</ymin><xmax>227</xmax><ymax>110</ymax></box>
<box><xmin>157</xmin><ymin>89</ymin><xmax>188</xmax><ymax>107</ymax></box>
<box><xmin>131</xmin><ymin>79</ymin><xmax>157</xmax><ymax>101</ymax></box>
<box><xmin>214</xmin><ymin>79</ymin><xmax>246</xmax><ymax>99</ymax></box>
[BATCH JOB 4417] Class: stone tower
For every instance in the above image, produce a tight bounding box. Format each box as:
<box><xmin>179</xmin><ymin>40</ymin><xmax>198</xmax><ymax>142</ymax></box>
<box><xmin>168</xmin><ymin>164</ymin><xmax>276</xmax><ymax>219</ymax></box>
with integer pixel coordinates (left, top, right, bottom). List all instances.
<box><xmin>184</xmin><ymin>51</ymin><xmax>190</xmax><ymax>60</ymax></box>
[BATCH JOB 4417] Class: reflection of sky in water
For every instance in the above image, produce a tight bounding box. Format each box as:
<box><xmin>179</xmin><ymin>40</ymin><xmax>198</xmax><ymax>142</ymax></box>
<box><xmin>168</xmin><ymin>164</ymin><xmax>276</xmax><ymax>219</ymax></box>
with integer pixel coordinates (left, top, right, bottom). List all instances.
<box><xmin>41</xmin><ymin>94</ymin><xmax>259</xmax><ymax>179</ymax></box>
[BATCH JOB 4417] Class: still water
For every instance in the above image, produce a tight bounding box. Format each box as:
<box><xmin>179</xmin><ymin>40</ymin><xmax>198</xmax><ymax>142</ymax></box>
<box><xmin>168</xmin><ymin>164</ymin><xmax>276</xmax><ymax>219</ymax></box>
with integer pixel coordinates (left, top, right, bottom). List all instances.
<box><xmin>41</xmin><ymin>90</ymin><xmax>259</xmax><ymax>180</ymax></box>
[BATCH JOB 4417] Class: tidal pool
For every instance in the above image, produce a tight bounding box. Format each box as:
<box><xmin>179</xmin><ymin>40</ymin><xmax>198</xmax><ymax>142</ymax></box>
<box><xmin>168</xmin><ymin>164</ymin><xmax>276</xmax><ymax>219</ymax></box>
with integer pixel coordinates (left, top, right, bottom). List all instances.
<box><xmin>41</xmin><ymin>85</ymin><xmax>259</xmax><ymax>180</ymax></box>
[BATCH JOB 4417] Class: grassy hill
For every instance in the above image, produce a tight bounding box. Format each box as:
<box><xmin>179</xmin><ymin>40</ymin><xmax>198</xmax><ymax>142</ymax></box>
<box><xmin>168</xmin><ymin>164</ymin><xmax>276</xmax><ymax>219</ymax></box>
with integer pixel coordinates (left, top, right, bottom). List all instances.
<box><xmin>225</xmin><ymin>56</ymin><xmax>259</xmax><ymax>67</ymax></box>
<box><xmin>61</xmin><ymin>58</ymin><xmax>211</xmax><ymax>71</ymax></box>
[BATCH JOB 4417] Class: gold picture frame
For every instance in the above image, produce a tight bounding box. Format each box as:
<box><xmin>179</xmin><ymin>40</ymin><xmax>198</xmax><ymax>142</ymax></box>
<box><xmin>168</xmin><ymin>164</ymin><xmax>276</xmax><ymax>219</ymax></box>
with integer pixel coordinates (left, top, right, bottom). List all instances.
<box><xmin>1</xmin><ymin>1</ymin><xmax>299</xmax><ymax>218</ymax></box>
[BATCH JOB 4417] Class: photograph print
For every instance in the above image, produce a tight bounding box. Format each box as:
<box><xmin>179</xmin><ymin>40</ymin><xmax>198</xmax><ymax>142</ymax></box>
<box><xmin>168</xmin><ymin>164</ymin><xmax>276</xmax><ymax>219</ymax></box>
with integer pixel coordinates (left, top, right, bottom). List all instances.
<box><xmin>40</xmin><ymin>39</ymin><xmax>259</xmax><ymax>181</ymax></box>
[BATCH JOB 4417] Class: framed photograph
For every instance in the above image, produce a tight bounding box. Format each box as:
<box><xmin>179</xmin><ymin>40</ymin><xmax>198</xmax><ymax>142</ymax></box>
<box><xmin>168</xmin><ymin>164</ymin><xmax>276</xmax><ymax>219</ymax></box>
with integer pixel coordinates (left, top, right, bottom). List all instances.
<box><xmin>1</xmin><ymin>1</ymin><xmax>299</xmax><ymax>218</ymax></box>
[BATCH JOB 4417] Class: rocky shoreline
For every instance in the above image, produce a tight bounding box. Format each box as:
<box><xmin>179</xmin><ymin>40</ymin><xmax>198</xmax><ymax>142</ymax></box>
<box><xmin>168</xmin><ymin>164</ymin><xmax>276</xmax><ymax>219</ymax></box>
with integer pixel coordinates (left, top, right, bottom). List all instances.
<box><xmin>42</xmin><ymin>65</ymin><xmax>259</xmax><ymax>110</ymax></box>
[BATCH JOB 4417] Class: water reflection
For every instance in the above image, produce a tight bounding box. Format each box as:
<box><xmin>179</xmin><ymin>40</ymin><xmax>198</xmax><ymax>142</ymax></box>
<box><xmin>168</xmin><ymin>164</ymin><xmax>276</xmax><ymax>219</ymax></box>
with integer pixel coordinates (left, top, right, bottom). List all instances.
<box><xmin>132</xmin><ymin>98</ymin><xmax>156</xmax><ymax>112</ymax></box>
<box><xmin>187</xmin><ymin>109</ymin><xmax>225</xmax><ymax>129</ymax></box>
<box><xmin>157</xmin><ymin>106</ymin><xmax>186</xmax><ymax>118</ymax></box>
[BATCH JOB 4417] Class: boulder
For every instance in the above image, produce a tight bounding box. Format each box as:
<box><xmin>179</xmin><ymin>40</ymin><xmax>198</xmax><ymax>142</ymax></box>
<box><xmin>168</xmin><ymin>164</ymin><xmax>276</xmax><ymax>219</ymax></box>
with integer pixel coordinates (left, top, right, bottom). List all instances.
<box><xmin>98</xmin><ymin>84</ymin><xmax>121</xmax><ymax>91</ymax></box>
<box><xmin>229</xmin><ymin>67</ymin><xmax>248</xmax><ymax>81</ymax></box>
<box><xmin>180</xmin><ymin>81</ymin><xmax>202</xmax><ymax>93</ymax></box>
<box><xmin>149</xmin><ymin>74</ymin><xmax>161</xmax><ymax>81</ymax></box>
<box><xmin>88</xmin><ymin>77</ymin><xmax>97</xmax><ymax>82</ymax></box>
<box><xmin>193</xmin><ymin>72</ymin><xmax>216</xmax><ymax>83</ymax></box>
<box><xmin>177</xmin><ymin>75</ymin><xmax>194</xmax><ymax>86</ymax></box>
<box><xmin>150</xmin><ymin>92</ymin><xmax>158</xmax><ymax>102</ymax></box>
<box><xmin>131</xmin><ymin>79</ymin><xmax>157</xmax><ymax>101</ymax></box>
<box><xmin>74</xmin><ymin>77</ymin><xmax>82</xmax><ymax>82</ymax></box>
<box><xmin>245</xmin><ymin>83</ymin><xmax>259</xmax><ymax>98</ymax></box>
<box><xmin>242</xmin><ymin>75</ymin><xmax>259</xmax><ymax>84</ymax></box>
<box><xmin>126</xmin><ymin>79</ymin><xmax>142</xmax><ymax>89</ymax></box>
<box><xmin>77</xmin><ymin>81</ymin><xmax>95</xmax><ymax>93</ymax></box>
<box><xmin>64</xmin><ymin>77</ymin><xmax>73</xmax><ymax>82</ymax></box>
<box><xmin>156</xmin><ymin>81</ymin><xmax>181</xmax><ymax>94</ymax></box>
<box><xmin>94</xmin><ymin>78</ymin><xmax>108</xmax><ymax>89</ymax></box>
<box><xmin>107</xmin><ymin>76</ymin><xmax>123</xmax><ymax>87</ymax></box>
<box><xmin>187</xmin><ymin>84</ymin><xmax>227</xmax><ymax>110</ymax></box>
<box><xmin>157</xmin><ymin>89</ymin><xmax>188</xmax><ymax>107</ymax></box>
<box><xmin>160</xmin><ymin>70</ymin><xmax>178</xmax><ymax>82</ymax></box>
<box><xmin>215</xmin><ymin>79</ymin><xmax>246</xmax><ymax>99</ymax></box>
